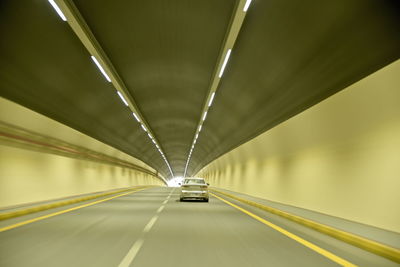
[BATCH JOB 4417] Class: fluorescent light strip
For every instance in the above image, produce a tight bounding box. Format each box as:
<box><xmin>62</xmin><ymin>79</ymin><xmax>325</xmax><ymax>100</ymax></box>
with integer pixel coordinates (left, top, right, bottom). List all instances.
<box><xmin>218</xmin><ymin>49</ymin><xmax>232</xmax><ymax>78</ymax></box>
<box><xmin>147</xmin><ymin>133</ymin><xmax>152</xmax><ymax>139</ymax></box>
<box><xmin>202</xmin><ymin>111</ymin><xmax>208</xmax><ymax>121</ymax></box>
<box><xmin>91</xmin><ymin>56</ymin><xmax>111</xmax><ymax>82</ymax></box>
<box><xmin>208</xmin><ymin>92</ymin><xmax>215</xmax><ymax>107</ymax></box>
<box><xmin>141</xmin><ymin>124</ymin><xmax>147</xmax><ymax>132</ymax></box>
<box><xmin>198</xmin><ymin>125</ymin><xmax>202</xmax><ymax>132</ymax></box>
<box><xmin>132</xmin><ymin>112</ymin><xmax>140</xmax><ymax>122</ymax></box>
<box><xmin>48</xmin><ymin>0</ymin><xmax>67</xmax><ymax>21</ymax></box>
<box><xmin>195</xmin><ymin>133</ymin><xmax>199</xmax><ymax>140</ymax></box>
<box><xmin>243</xmin><ymin>0</ymin><xmax>252</xmax><ymax>12</ymax></box>
<box><xmin>117</xmin><ymin>91</ymin><xmax>129</xmax><ymax>106</ymax></box>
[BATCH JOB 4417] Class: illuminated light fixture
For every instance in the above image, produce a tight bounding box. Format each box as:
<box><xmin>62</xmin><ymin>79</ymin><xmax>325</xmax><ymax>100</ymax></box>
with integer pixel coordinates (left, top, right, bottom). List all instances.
<box><xmin>243</xmin><ymin>0</ymin><xmax>252</xmax><ymax>12</ymax></box>
<box><xmin>152</xmin><ymin>139</ymin><xmax>156</xmax><ymax>144</ymax></box>
<box><xmin>48</xmin><ymin>0</ymin><xmax>67</xmax><ymax>21</ymax></box>
<box><xmin>202</xmin><ymin>111</ymin><xmax>208</xmax><ymax>121</ymax></box>
<box><xmin>141</xmin><ymin>124</ymin><xmax>147</xmax><ymax>132</ymax></box>
<box><xmin>208</xmin><ymin>92</ymin><xmax>215</xmax><ymax>107</ymax></box>
<box><xmin>194</xmin><ymin>139</ymin><xmax>197</xmax><ymax>144</ymax></box>
<box><xmin>117</xmin><ymin>91</ymin><xmax>129</xmax><ymax>106</ymax></box>
<box><xmin>132</xmin><ymin>112</ymin><xmax>140</xmax><ymax>122</ymax></box>
<box><xmin>195</xmin><ymin>133</ymin><xmax>199</xmax><ymax>140</ymax></box>
<box><xmin>198</xmin><ymin>124</ymin><xmax>202</xmax><ymax>132</ymax></box>
<box><xmin>91</xmin><ymin>56</ymin><xmax>111</xmax><ymax>82</ymax></box>
<box><xmin>147</xmin><ymin>133</ymin><xmax>152</xmax><ymax>139</ymax></box>
<box><xmin>218</xmin><ymin>49</ymin><xmax>232</xmax><ymax>78</ymax></box>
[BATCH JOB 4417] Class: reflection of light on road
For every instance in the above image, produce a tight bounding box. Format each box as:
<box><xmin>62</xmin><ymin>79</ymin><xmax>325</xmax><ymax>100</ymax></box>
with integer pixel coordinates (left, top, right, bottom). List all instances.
<box><xmin>167</xmin><ymin>177</ymin><xmax>184</xmax><ymax>187</ymax></box>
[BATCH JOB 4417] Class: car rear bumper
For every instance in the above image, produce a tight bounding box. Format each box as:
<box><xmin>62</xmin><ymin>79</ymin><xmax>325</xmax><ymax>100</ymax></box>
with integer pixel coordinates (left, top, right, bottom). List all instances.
<box><xmin>180</xmin><ymin>190</ymin><xmax>209</xmax><ymax>199</ymax></box>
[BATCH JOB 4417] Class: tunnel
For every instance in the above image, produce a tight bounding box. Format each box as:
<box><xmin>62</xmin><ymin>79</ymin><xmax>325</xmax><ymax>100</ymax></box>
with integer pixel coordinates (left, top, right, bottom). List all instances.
<box><xmin>1</xmin><ymin>0</ymin><xmax>400</xmax><ymax>266</ymax></box>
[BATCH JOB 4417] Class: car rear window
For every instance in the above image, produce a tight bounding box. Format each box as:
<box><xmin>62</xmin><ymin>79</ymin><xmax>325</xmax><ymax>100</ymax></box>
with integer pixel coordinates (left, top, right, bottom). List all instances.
<box><xmin>183</xmin><ymin>179</ymin><xmax>206</xmax><ymax>185</ymax></box>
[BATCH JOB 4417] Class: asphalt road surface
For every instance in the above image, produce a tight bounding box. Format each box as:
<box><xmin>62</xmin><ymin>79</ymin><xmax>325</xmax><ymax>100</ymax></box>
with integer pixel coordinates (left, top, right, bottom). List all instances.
<box><xmin>0</xmin><ymin>187</ymin><xmax>398</xmax><ymax>267</ymax></box>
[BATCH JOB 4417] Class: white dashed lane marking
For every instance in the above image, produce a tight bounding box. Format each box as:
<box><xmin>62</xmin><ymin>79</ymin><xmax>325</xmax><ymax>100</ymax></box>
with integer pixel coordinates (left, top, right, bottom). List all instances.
<box><xmin>118</xmin><ymin>189</ymin><xmax>173</xmax><ymax>267</ymax></box>
<box><xmin>143</xmin><ymin>216</ymin><xmax>158</xmax><ymax>233</ymax></box>
<box><xmin>157</xmin><ymin>205</ymin><xmax>165</xmax><ymax>213</ymax></box>
<box><xmin>118</xmin><ymin>238</ymin><xmax>144</xmax><ymax>267</ymax></box>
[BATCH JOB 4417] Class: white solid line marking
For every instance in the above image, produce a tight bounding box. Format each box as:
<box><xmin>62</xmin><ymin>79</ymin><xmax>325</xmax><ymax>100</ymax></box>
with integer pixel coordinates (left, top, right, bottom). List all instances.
<box><xmin>118</xmin><ymin>238</ymin><xmax>144</xmax><ymax>267</ymax></box>
<box><xmin>143</xmin><ymin>216</ymin><xmax>158</xmax><ymax>233</ymax></box>
<box><xmin>163</xmin><ymin>200</ymin><xmax>168</xmax><ymax>205</ymax></box>
<box><xmin>157</xmin><ymin>205</ymin><xmax>165</xmax><ymax>213</ymax></box>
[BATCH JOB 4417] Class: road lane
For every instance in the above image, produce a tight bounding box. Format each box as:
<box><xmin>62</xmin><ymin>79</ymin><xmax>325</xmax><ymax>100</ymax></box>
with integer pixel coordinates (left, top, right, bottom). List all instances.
<box><xmin>1</xmin><ymin>187</ymin><xmax>397</xmax><ymax>267</ymax></box>
<box><xmin>131</xmin><ymin>190</ymin><xmax>341</xmax><ymax>267</ymax></box>
<box><xmin>0</xmin><ymin>188</ymin><xmax>170</xmax><ymax>267</ymax></box>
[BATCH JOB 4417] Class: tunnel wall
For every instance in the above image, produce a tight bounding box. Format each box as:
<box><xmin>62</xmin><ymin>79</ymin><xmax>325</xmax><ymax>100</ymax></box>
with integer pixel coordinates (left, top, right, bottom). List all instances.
<box><xmin>197</xmin><ymin>59</ymin><xmax>400</xmax><ymax>233</ymax></box>
<box><xmin>0</xmin><ymin>98</ymin><xmax>164</xmax><ymax>208</ymax></box>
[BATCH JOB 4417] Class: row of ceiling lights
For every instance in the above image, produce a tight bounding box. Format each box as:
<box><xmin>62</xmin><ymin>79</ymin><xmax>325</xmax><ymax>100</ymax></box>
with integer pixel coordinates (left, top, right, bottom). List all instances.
<box><xmin>183</xmin><ymin>0</ymin><xmax>253</xmax><ymax>177</ymax></box>
<box><xmin>47</xmin><ymin>0</ymin><xmax>174</xmax><ymax>178</ymax></box>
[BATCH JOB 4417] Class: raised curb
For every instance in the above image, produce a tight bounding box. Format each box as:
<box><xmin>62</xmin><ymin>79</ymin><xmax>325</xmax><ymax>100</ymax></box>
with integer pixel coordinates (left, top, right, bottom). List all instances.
<box><xmin>210</xmin><ymin>188</ymin><xmax>400</xmax><ymax>264</ymax></box>
<box><xmin>0</xmin><ymin>186</ymin><xmax>153</xmax><ymax>221</ymax></box>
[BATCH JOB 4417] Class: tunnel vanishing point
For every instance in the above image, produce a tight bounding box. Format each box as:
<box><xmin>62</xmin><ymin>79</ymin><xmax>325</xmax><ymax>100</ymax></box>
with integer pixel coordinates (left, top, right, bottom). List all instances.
<box><xmin>0</xmin><ymin>1</ymin><xmax>400</xmax><ymax>266</ymax></box>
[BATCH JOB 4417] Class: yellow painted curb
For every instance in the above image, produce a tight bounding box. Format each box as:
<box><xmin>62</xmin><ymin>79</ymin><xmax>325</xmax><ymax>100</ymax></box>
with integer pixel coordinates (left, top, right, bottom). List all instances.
<box><xmin>0</xmin><ymin>186</ymin><xmax>154</xmax><ymax>221</ymax></box>
<box><xmin>210</xmin><ymin>188</ymin><xmax>400</xmax><ymax>264</ymax></box>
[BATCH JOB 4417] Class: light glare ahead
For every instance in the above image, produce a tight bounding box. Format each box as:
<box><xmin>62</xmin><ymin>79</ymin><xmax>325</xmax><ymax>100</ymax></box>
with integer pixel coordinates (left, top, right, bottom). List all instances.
<box><xmin>48</xmin><ymin>0</ymin><xmax>67</xmax><ymax>21</ymax></box>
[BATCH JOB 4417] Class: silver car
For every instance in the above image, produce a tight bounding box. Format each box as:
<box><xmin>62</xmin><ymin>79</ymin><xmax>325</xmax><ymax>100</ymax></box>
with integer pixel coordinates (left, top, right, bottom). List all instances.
<box><xmin>180</xmin><ymin>177</ymin><xmax>209</xmax><ymax>202</ymax></box>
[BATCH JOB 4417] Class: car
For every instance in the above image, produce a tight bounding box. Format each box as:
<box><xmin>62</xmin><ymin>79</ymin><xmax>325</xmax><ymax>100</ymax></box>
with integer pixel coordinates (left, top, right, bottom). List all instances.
<box><xmin>179</xmin><ymin>177</ymin><xmax>209</xmax><ymax>202</ymax></box>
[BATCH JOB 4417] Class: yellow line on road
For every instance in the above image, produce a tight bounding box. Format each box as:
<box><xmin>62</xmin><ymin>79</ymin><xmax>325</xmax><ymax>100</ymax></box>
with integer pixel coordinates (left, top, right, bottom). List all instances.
<box><xmin>211</xmin><ymin>193</ymin><xmax>357</xmax><ymax>267</ymax></box>
<box><xmin>0</xmin><ymin>188</ymin><xmax>146</xmax><ymax>233</ymax></box>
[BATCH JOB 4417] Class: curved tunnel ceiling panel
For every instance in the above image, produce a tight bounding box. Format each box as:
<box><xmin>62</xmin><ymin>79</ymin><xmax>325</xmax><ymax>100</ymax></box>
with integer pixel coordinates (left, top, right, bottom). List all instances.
<box><xmin>1</xmin><ymin>0</ymin><xmax>399</xmax><ymax>178</ymax></box>
<box><xmin>188</xmin><ymin>0</ymin><xmax>400</xmax><ymax>175</ymax></box>
<box><xmin>72</xmin><ymin>0</ymin><xmax>236</xmax><ymax>177</ymax></box>
<box><xmin>0</xmin><ymin>0</ymin><xmax>166</xmax><ymax>175</ymax></box>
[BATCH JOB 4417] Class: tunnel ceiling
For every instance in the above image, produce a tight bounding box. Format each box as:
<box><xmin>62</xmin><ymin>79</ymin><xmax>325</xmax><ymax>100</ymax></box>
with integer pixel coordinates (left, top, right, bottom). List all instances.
<box><xmin>1</xmin><ymin>0</ymin><xmax>399</xmax><ymax>179</ymax></box>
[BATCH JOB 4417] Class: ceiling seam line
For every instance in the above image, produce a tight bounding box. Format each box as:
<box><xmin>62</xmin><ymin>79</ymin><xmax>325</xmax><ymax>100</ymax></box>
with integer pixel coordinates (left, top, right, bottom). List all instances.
<box><xmin>183</xmin><ymin>0</ymin><xmax>252</xmax><ymax>177</ymax></box>
<box><xmin>53</xmin><ymin>0</ymin><xmax>174</xmax><ymax>179</ymax></box>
